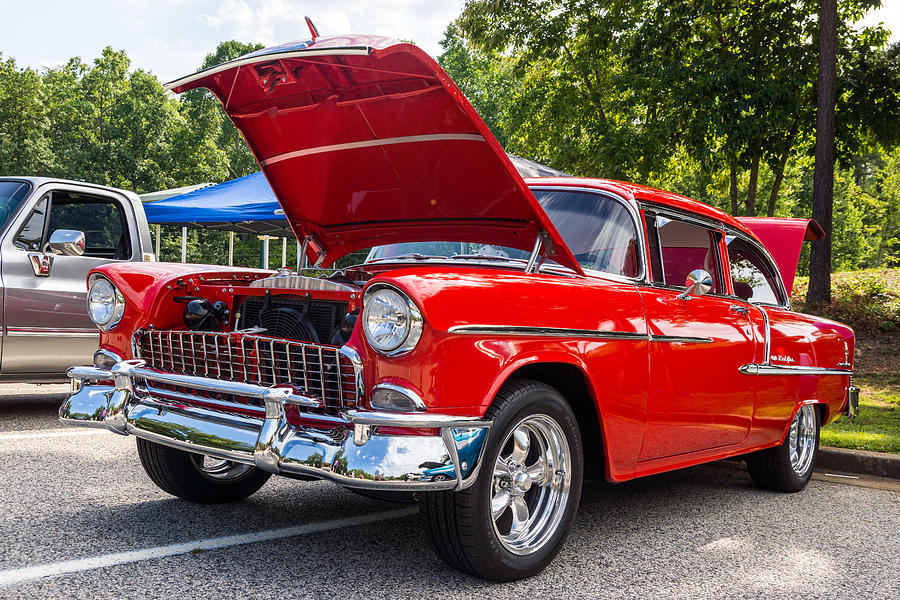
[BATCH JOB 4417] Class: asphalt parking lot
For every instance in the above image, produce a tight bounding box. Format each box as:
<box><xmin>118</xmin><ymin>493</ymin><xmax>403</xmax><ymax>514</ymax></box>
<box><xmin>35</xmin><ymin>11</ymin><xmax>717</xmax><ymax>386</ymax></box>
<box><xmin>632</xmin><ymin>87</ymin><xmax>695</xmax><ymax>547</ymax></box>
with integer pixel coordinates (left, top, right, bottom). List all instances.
<box><xmin>1</xmin><ymin>384</ymin><xmax>898</xmax><ymax>599</ymax></box>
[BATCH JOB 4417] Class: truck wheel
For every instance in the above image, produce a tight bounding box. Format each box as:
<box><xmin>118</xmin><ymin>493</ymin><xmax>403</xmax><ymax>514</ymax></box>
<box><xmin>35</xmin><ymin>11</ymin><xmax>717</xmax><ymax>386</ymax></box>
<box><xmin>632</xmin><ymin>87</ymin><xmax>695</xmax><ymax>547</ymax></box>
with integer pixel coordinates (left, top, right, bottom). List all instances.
<box><xmin>746</xmin><ymin>404</ymin><xmax>819</xmax><ymax>492</ymax></box>
<box><xmin>420</xmin><ymin>379</ymin><xmax>583</xmax><ymax>581</ymax></box>
<box><xmin>137</xmin><ymin>438</ymin><xmax>271</xmax><ymax>504</ymax></box>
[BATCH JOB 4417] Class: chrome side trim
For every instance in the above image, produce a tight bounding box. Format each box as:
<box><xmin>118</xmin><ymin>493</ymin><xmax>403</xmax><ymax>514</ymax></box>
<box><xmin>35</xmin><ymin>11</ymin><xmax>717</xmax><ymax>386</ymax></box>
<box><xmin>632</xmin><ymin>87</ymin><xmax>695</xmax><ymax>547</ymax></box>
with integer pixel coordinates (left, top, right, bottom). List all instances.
<box><xmin>261</xmin><ymin>134</ymin><xmax>485</xmax><ymax>167</ymax></box>
<box><xmin>758</xmin><ymin>305</ymin><xmax>772</xmax><ymax>364</ymax></box>
<box><xmin>7</xmin><ymin>327</ymin><xmax>97</xmax><ymax>337</ymax></box>
<box><xmin>739</xmin><ymin>364</ymin><xmax>853</xmax><ymax>376</ymax></box>
<box><xmin>649</xmin><ymin>335</ymin><xmax>714</xmax><ymax>344</ymax></box>
<box><xmin>448</xmin><ymin>325</ymin><xmax>713</xmax><ymax>344</ymax></box>
<box><xmin>447</xmin><ymin>325</ymin><xmax>648</xmax><ymax>340</ymax></box>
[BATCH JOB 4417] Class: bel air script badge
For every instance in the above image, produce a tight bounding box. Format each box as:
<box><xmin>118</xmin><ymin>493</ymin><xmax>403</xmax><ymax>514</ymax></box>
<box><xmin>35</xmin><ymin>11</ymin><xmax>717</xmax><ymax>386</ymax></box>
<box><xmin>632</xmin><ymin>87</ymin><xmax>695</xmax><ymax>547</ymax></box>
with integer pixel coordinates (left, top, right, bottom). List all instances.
<box><xmin>770</xmin><ymin>355</ymin><xmax>796</xmax><ymax>364</ymax></box>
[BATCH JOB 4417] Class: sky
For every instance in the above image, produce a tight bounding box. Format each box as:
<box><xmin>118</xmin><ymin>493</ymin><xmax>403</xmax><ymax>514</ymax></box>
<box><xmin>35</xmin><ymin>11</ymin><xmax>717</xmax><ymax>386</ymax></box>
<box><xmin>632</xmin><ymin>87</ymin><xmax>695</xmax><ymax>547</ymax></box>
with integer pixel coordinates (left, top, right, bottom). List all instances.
<box><xmin>0</xmin><ymin>0</ymin><xmax>465</xmax><ymax>84</ymax></box>
<box><xmin>0</xmin><ymin>0</ymin><xmax>897</xmax><ymax>84</ymax></box>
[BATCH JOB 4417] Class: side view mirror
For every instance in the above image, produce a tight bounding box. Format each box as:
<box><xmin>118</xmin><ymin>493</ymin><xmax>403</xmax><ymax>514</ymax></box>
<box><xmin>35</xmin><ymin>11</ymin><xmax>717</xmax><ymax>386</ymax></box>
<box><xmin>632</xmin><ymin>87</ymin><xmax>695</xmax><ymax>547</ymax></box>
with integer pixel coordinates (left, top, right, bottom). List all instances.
<box><xmin>677</xmin><ymin>269</ymin><xmax>713</xmax><ymax>300</ymax></box>
<box><xmin>45</xmin><ymin>229</ymin><xmax>86</xmax><ymax>256</ymax></box>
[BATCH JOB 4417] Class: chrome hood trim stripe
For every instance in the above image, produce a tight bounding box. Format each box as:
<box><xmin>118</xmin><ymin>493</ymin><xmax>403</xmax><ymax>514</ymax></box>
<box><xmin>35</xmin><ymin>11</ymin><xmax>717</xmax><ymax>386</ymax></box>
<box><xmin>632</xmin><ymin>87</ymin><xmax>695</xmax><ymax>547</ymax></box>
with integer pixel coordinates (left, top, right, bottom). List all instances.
<box><xmin>448</xmin><ymin>325</ymin><xmax>713</xmax><ymax>344</ymax></box>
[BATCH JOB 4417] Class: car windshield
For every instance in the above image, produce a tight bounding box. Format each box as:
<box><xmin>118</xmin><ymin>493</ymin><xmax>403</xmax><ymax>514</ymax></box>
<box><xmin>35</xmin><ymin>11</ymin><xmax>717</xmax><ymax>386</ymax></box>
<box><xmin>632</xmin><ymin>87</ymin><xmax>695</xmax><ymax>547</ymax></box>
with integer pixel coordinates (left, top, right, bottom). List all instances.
<box><xmin>0</xmin><ymin>181</ymin><xmax>32</xmax><ymax>232</ymax></box>
<box><xmin>366</xmin><ymin>189</ymin><xmax>640</xmax><ymax>277</ymax></box>
<box><xmin>366</xmin><ymin>242</ymin><xmax>531</xmax><ymax>262</ymax></box>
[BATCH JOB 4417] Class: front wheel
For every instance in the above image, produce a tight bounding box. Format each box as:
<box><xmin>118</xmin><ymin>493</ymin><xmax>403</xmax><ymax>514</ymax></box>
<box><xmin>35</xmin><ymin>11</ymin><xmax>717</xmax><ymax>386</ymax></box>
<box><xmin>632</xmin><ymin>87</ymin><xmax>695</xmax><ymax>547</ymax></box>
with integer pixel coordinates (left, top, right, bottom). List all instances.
<box><xmin>746</xmin><ymin>404</ymin><xmax>819</xmax><ymax>492</ymax></box>
<box><xmin>137</xmin><ymin>438</ymin><xmax>271</xmax><ymax>503</ymax></box>
<box><xmin>420</xmin><ymin>379</ymin><xmax>583</xmax><ymax>581</ymax></box>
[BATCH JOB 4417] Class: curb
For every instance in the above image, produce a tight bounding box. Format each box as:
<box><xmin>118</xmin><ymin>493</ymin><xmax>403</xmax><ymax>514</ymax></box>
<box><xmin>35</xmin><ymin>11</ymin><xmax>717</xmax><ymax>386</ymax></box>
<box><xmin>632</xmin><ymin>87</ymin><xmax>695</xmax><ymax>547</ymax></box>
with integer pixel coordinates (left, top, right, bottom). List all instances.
<box><xmin>818</xmin><ymin>447</ymin><xmax>900</xmax><ymax>479</ymax></box>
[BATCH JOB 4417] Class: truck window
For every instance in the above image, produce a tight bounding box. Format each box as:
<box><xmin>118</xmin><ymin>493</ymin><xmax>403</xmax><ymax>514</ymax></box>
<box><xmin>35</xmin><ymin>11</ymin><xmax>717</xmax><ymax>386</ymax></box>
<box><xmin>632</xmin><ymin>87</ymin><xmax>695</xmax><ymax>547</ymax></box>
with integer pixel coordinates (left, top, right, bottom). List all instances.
<box><xmin>48</xmin><ymin>195</ymin><xmax>131</xmax><ymax>259</ymax></box>
<box><xmin>14</xmin><ymin>191</ymin><xmax>132</xmax><ymax>259</ymax></box>
<box><xmin>15</xmin><ymin>195</ymin><xmax>49</xmax><ymax>251</ymax></box>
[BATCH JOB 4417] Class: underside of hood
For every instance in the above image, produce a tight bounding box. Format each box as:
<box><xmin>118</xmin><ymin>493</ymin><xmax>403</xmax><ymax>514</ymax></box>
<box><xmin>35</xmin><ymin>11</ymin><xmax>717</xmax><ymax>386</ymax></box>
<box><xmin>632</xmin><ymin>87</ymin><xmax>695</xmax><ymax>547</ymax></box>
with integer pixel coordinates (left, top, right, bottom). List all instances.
<box><xmin>166</xmin><ymin>35</ymin><xmax>581</xmax><ymax>271</ymax></box>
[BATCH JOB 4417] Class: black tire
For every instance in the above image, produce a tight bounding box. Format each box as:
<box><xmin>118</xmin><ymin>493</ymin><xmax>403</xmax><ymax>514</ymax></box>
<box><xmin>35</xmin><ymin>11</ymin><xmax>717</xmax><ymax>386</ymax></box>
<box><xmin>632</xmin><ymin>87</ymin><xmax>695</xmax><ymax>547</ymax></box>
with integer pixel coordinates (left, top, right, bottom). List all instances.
<box><xmin>137</xmin><ymin>438</ymin><xmax>271</xmax><ymax>504</ymax></box>
<box><xmin>746</xmin><ymin>404</ymin><xmax>820</xmax><ymax>493</ymax></box>
<box><xmin>420</xmin><ymin>379</ymin><xmax>584</xmax><ymax>581</ymax></box>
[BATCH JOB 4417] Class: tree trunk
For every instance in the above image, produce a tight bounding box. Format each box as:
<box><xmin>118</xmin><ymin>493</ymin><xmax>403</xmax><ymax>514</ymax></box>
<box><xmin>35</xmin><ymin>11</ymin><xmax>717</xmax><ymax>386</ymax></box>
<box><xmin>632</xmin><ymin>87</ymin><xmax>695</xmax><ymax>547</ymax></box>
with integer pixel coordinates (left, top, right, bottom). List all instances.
<box><xmin>730</xmin><ymin>160</ymin><xmax>739</xmax><ymax>215</ymax></box>
<box><xmin>745</xmin><ymin>153</ymin><xmax>760</xmax><ymax>216</ymax></box>
<box><xmin>767</xmin><ymin>120</ymin><xmax>800</xmax><ymax>216</ymax></box>
<box><xmin>807</xmin><ymin>0</ymin><xmax>838</xmax><ymax>305</ymax></box>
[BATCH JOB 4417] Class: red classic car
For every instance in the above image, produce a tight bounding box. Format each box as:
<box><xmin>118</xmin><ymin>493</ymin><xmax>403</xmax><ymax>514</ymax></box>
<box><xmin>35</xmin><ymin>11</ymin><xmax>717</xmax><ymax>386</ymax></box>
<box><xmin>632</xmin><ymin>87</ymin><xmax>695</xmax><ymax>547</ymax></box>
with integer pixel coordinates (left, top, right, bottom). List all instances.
<box><xmin>60</xmin><ymin>34</ymin><xmax>859</xmax><ymax>581</ymax></box>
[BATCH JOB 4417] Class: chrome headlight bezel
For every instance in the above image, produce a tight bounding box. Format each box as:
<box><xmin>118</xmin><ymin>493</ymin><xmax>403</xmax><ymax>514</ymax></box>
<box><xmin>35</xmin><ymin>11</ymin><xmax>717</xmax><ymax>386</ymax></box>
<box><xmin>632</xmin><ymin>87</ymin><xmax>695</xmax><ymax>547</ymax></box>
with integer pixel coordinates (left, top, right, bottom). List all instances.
<box><xmin>86</xmin><ymin>275</ymin><xmax>125</xmax><ymax>331</ymax></box>
<box><xmin>361</xmin><ymin>284</ymin><xmax>423</xmax><ymax>356</ymax></box>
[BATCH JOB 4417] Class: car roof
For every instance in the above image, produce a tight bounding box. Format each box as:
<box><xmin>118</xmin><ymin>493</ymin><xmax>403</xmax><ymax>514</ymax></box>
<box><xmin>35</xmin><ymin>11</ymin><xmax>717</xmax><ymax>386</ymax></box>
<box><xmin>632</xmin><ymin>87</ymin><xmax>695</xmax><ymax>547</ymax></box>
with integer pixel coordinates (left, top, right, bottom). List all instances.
<box><xmin>524</xmin><ymin>177</ymin><xmax>758</xmax><ymax>240</ymax></box>
<box><xmin>0</xmin><ymin>176</ymin><xmax>135</xmax><ymax>197</ymax></box>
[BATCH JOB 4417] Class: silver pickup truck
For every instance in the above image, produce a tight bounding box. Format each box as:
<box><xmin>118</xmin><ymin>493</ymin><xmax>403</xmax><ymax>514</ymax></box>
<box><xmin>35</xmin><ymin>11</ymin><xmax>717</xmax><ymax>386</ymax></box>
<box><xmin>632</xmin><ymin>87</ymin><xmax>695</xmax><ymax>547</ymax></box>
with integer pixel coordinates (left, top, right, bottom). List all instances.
<box><xmin>0</xmin><ymin>177</ymin><xmax>153</xmax><ymax>381</ymax></box>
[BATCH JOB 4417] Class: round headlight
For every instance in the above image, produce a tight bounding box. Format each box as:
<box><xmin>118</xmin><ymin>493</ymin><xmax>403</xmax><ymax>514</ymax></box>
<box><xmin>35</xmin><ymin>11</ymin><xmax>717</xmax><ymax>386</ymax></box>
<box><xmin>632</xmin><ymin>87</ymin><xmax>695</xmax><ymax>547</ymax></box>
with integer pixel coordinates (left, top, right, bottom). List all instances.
<box><xmin>87</xmin><ymin>276</ymin><xmax>125</xmax><ymax>331</ymax></box>
<box><xmin>362</xmin><ymin>286</ymin><xmax>423</xmax><ymax>355</ymax></box>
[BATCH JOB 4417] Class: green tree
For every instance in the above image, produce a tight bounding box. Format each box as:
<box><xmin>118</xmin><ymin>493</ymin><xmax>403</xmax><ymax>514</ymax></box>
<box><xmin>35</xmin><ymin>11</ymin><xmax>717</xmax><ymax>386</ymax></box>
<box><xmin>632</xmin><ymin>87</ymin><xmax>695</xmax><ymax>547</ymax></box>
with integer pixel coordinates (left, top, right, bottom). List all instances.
<box><xmin>0</xmin><ymin>55</ymin><xmax>51</xmax><ymax>174</ymax></box>
<box><xmin>181</xmin><ymin>41</ymin><xmax>265</xmax><ymax>179</ymax></box>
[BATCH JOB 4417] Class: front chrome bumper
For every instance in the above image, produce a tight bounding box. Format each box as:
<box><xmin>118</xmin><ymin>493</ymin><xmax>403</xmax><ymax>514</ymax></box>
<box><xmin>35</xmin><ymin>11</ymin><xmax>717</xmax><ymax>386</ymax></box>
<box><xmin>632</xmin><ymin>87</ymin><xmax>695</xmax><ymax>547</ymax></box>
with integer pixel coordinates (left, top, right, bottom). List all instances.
<box><xmin>60</xmin><ymin>360</ymin><xmax>491</xmax><ymax>491</ymax></box>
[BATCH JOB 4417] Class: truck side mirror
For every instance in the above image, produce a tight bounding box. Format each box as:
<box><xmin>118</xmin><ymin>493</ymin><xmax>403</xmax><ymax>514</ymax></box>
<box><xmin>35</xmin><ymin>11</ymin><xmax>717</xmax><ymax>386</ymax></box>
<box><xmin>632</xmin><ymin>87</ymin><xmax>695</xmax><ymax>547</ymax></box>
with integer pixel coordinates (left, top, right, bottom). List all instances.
<box><xmin>45</xmin><ymin>229</ymin><xmax>86</xmax><ymax>256</ymax></box>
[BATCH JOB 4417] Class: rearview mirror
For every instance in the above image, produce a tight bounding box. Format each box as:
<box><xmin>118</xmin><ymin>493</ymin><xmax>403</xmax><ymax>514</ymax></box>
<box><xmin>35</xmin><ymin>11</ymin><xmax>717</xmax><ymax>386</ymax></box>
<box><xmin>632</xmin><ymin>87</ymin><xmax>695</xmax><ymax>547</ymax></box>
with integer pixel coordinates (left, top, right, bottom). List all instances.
<box><xmin>678</xmin><ymin>269</ymin><xmax>712</xmax><ymax>300</ymax></box>
<box><xmin>45</xmin><ymin>229</ymin><xmax>86</xmax><ymax>256</ymax></box>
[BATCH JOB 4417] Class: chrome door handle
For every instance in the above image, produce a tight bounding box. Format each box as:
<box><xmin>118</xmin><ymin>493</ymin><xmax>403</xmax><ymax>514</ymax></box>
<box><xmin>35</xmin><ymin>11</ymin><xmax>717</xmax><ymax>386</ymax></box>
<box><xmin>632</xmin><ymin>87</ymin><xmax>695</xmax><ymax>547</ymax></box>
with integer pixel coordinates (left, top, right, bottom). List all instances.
<box><xmin>730</xmin><ymin>304</ymin><xmax>751</xmax><ymax>314</ymax></box>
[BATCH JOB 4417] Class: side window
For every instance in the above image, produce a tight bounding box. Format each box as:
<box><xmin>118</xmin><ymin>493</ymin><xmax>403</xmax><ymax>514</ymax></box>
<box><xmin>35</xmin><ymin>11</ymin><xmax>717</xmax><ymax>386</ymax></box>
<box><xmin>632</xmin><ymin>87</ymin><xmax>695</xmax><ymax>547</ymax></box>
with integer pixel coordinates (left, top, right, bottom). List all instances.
<box><xmin>654</xmin><ymin>217</ymin><xmax>723</xmax><ymax>293</ymax></box>
<box><xmin>48</xmin><ymin>195</ymin><xmax>131</xmax><ymax>259</ymax></box>
<box><xmin>726</xmin><ymin>237</ymin><xmax>782</xmax><ymax>305</ymax></box>
<box><xmin>535</xmin><ymin>189</ymin><xmax>640</xmax><ymax>277</ymax></box>
<box><xmin>14</xmin><ymin>195</ymin><xmax>49</xmax><ymax>251</ymax></box>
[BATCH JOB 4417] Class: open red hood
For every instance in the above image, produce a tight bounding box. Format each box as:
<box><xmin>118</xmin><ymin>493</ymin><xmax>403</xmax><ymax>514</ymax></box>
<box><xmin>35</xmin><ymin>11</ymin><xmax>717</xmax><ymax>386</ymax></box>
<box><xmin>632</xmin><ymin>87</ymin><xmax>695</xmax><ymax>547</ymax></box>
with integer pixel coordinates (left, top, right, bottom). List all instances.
<box><xmin>166</xmin><ymin>35</ymin><xmax>581</xmax><ymax>271</ymax></box>
<box><xmin>737</xmin><ymin>217</ymin><xmax>825</xmax><ymax>295</ymax></box>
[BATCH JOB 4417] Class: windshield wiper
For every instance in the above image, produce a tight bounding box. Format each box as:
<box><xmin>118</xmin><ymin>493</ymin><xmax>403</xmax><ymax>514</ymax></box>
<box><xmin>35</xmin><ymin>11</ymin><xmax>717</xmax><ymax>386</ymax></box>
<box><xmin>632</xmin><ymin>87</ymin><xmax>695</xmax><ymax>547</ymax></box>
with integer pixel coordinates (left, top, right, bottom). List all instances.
<box><xmin>367</xmin><ymin>253</ymin><xmax>448</xmax><ymax>262</ymax></box>
<box><xmin>450</xmin><ymin>254</ymin><xmax>525</xmax><ymax>263</ymax></box>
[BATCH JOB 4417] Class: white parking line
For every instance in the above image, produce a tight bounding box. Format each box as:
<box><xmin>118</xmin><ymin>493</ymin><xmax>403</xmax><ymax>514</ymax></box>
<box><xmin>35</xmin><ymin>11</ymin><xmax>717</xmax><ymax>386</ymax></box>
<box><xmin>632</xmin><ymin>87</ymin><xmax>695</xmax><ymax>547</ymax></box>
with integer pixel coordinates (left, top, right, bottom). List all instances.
<box><xmin>0</xmin><ymin>429</ymin><xmax>110</xmax><ymax>441</ymax></box>
<box><xmin>0</xmin><ymin>507</ymin><xmax>417</xmax><ymax>587</ymax></box>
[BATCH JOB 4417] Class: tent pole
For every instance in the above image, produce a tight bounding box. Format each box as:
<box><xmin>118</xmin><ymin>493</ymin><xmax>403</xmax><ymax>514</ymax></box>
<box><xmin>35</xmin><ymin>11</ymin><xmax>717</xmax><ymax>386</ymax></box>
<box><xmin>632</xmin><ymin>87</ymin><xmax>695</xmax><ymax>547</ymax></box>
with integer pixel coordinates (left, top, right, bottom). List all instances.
<box><xmin>281</xmin><ymin>237</ymin><xmax>287</xmax><ymax>268</ymax></box>
<box><xmin>181</xmin><ymin>227</ymin><xmax>187</xmax><ymax>263</ymax></box>
<box><xmin>155</xmin><ymin>225</ymin><xmax>161</xmax><ymax>260</ymax></box>
<box><xmin>228</xmin><ymin>231</ymin><xmax>234</xmax><ymax>266</ymax></box>
<box><xmin>296</xmin><ymin>240</ymin><xmax>301</xmax><ymax>271</ymax></box>
<box><xmin>261</xmin><ymin>237</ymin><xmax>269</xmax><ymax>270</ymax></box>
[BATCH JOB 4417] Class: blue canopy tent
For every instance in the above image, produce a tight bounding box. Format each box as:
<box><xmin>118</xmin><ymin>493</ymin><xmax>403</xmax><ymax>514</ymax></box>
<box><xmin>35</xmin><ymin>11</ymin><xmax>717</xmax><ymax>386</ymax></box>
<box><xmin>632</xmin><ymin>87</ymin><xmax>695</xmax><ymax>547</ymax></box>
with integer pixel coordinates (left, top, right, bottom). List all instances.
<box><xmin>140</xmin><ymin>155</ymin><xmax>566</xmax><ymax>265</ymax></box>
<box><xmin>142</xmin><ymin>171</ymin><xmax>292</xmax><ymax>238</ymax></box>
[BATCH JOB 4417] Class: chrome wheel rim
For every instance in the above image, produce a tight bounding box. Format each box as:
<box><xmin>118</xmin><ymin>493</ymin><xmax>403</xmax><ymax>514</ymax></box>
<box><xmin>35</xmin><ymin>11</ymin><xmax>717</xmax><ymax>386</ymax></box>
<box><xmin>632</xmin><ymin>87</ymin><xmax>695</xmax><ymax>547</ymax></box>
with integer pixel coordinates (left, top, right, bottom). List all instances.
<box><xmin>191</xmin><ymin>455</ymin><xmax>254</xmax><ymax>481</ymax></box>
<box><xmin>490</xmin><ymin>414</ymin><xmax>571</xmax><ymax>555</ymax></box>
<box><xmin>789</xmin><ymin>405</ymin><xmax>817</xmax><ymax>476</ymax></box>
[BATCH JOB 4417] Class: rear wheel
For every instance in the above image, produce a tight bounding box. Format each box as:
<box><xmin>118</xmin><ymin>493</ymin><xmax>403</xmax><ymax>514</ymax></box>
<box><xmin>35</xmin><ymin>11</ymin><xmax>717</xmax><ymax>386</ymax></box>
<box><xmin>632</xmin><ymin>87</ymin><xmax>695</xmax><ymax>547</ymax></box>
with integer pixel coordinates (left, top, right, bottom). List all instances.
<box><xmin>137</xmin><ymin>438</ymin><xmax>271</xmax><ymax>503</ymax></box>
<box><xmin>420</xmin><ymin>379</ymin><xmax>583</xmax><ymax>581</ymax></box>
<box><xmin>746</xmin><ymin>404</ymin><xmax>819</xmax><ymax>492</ymax></box>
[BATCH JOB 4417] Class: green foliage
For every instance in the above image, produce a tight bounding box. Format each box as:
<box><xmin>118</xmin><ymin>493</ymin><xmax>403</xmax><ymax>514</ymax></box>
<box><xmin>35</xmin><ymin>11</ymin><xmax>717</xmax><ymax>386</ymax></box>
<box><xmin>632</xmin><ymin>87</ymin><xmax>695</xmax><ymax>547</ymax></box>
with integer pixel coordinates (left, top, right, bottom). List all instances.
<box><xmin>449</xmin><ymin>1</ymin><xmax>899</xmax><ymax>268</ymax></box>
<box><xmin>181</xmin><ymin>41</ymin><xmax>265</xmax><ymax>179</ymax></box>
<box><xmin>792</xmin><ymin>268</ymin><xmax>900</xmax><ymax>332</ymax></box>
<box><xmin>822</xmin><ymin>371</ymin><xmax>900</xmax><ymax>454</ymax></box>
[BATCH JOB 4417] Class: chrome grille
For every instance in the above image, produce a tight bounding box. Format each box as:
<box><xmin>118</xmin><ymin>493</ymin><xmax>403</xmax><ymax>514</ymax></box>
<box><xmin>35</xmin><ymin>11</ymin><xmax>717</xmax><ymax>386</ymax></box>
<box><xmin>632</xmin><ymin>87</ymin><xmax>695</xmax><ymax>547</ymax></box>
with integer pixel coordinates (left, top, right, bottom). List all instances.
<box><xmin>135</xmin><ymin>330</ymin><xmax>358</xmax><ymax>415</ymax></box>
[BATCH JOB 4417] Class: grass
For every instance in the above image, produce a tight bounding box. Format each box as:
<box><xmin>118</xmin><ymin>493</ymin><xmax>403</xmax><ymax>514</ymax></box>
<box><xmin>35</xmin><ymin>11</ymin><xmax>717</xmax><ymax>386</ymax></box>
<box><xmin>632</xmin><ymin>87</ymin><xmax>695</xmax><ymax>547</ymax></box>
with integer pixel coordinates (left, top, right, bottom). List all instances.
<box><xmin>820</xmin><ymin>371</ymin><xmax>900</xmax><ymax>454</ymax></box>
<box><xmin>791</xmin><ymin>269</ymin><xmax>900</xmax><ymax>454</ymax></box>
